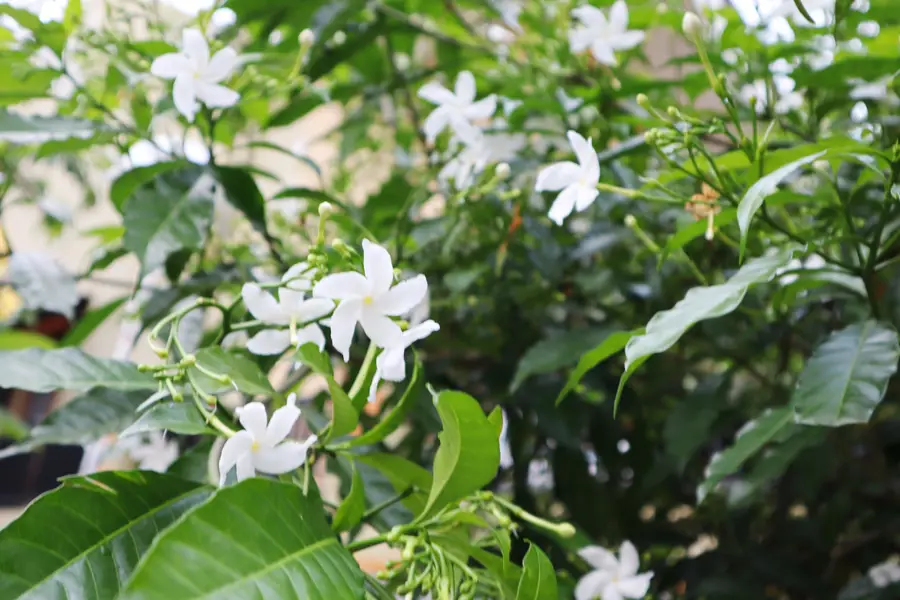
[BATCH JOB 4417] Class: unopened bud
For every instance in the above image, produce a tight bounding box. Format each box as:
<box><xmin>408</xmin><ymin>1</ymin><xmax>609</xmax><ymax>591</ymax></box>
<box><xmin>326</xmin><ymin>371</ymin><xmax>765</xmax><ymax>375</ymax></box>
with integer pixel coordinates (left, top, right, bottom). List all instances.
<box><xmin>318</xmin><ymin>201</ymin><xmax>334</xmax><ymax>217</ymax></box>
<box><xmin>624</xmin><ymin>214</ymin><xmax>637</xmax><ymax>228</ymax></box>
<box><xmin>298</xmin><ymin>29</ymin><xmax>315</xmax><ymax>47</ymax></box>
<box><xmin>332</xmin><ymin>30</ymin><xmax>346</xmax><ymax>45</ymax></box>
<box><xmin>495</xmin><ymin>162</ymin><xmax>511</xmax><ymax>179</ymax></box>
<box><xmin>667</xmin><ymin>106</ymin><xmax>678</xmax><ymax>117</ymax></box>
<box><xmin>636</xmin><ymin>93</ymin><xmax>649</xmax><ymax>108</ymax></box>
<box><xmin>682</xmin><ymin>12</ymin><xmax>704</xmax><ymax>39</ymax></box>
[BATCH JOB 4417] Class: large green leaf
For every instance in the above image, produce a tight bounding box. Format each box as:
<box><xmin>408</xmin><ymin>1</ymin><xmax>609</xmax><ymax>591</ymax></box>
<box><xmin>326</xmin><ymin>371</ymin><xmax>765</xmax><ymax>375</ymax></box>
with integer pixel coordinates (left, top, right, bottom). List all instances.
<box><xmin>419</xmin><ymin>390</ymin><xmax>500</xmax><ymax>520</ymax></box>
<box><xmin>7</xmin><ymin>252</ymin><xmax>79</xmax><ymax>319</ymax></box>
<box><xmin>296</xmin><ymin>344</ymin><xmax>358</xmax><ymax>442</ymax></box>
<box><xmin>516</xmin><ymin>543</ymin><xmax>558</xmax><ymax>600</ymax></box>
<box><xmin>331</xmin><ymin>462</ymin><xmax>366</xmax><ymax>533</ymax></box>
<box><xmin>123</xmin><ymin>177</ymin><xmax>214</xmax><ymax>277</ymax></box>
<box><xmin>0</xmin><ymin>329</ymin><xmax>57</xmax><ymax>350</ymax></box>
<box><xmin>121</xmin><ymin>401</ymin><xmax>211</xmax><ymax>437</ymax></box>
<box><xmin>792</xmin><ymin>321</ymin><xmax>899</xmax><ymax>427</ymax></box>
<box><xmin>0</xmin><ymin>348</ymin><xmax>155</xmax><ymax>392</ymax></box>
<box><xmin>121</xmin><ymin>479</ymin><xmax>365</xmax><ymax>599</ymax></box>
<box><xmin>340</xmin><ymin>360</ymin><xmax>423</xmax><ymax>449</ymax></box>
<box><xmin>555</xmin><ymin>330</ymin><xmax>636</xmax><ymax>405</ymax></box>
<box><xmin>619</xmin><ymin>246</ymin><xmax>801</xmax><ymax>409</ymax></box>
<box><xmin>736</xmin><ymin>151</ymin><xmax>824</xmax><ymax>259</ymax></box>
<box><xmin>213</xmin><ymin>166</ymin><xmax>268</xmax><ymax>235</ymax></box>
<box><xmin>110</xmin><ymin>161</ymin><xmax>192</xmax><ymax>212</ymax></box>
<box><xmin>188</xmin><ymin>347</ymin><xmax>275</xmax><ymax>396</ymax></box>
<box><xmin>510</xmin><ymin>328</ymin><xmax>613</xmax><ymax>392</ymax></box>
<box><xmin>697</xmin><ymin>407</ymin><xmax>797</xmax><ymax>502</ymax></box>
<box><xmin>0</xmin><ymin>109</ymin><xmax>97</xmax><ymax>143</ymax></box>
<box><xmin>60</xmin><ymin>297</ymin><xmax>128</xmax><ymax>347</ymax></box>
<box><xmin>0</xmin><ymin>471</ymin><xmax>212</xmax><ymax>600</ymax></box>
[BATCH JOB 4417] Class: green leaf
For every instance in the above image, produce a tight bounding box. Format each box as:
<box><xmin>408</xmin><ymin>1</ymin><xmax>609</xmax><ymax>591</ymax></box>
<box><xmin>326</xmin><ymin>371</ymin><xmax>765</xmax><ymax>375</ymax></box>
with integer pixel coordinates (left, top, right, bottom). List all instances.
<box><xmin>697</xmin><ymin>407</ymin><xmax>796</xmax><ymax>502</ymax></box>
<box><xmin>213</xmin><ymin>166</ymin><xmax>268</xmax><ymax>235</ymax></box>
<box><xmin>120</xmin><ymin>479</ymin><xmax>365</xmax><ymax>599</ymax></box>
<box><xmin>122</xmin><ymin>401</ymin><xmax>211</xmax><ymax>437</ymax></box>
<box><xmin>0</xmin><ymin>329</ymin><xmax>57</xmax><ymax>350</ymax></box>
<box><xmin>166</xmin><ymin>439</ymin><xmax>214</xmax><ymax>484</ymax></box>
<box><xmin>660</xmin><ymin>208</ymin><xmax>737</xmax><ymax>264</ymax></box>
<box><xmin>618</xmin><ymin>246</ymin><xmax>801</xmax><ymax>410</ymax></box>
<box><xmin>0</xmin><ymin>471</ymin><xmax>212</xmax><ymax>600</ymax></box>
<box><xmin>60</xmin><ymin>296</ymin><xmax>127</xmax><ymax>347</ymax></box>
<box><xmin>123</xmin><ymin>177</ymin><xmax>214</xmax><ymax>277</ymax></box>
<box><xmin>792</xmin><ymin>0</ymin><xmax>815</xmax><ymax>23</ymax></box>
<box><xmin>332</xmin><ymin>462</ymin><xmax>366</xmax><ymax>533</ymax></box>
<box><xmin>355</xmin><ymin>453</ymin><xmax>432</xmax><ymax>516</ymax></box>
<box><xmin>296</xmin><ymin>344</ymin><xmax>358</xmax><ymax>442</ymax></box>
<box><xmin>510</xmin><ymin>328</ymin><xmax>613</xmax><ymax>392</ymax></box>
<box><xmin>0</xmin><ymin>407</ymin><xmax>28</xmax><ymax>441</ymax></box>
<box><xmin>63</xmin><ymin>0</ymin><xmax>81</xmax><ymax>31</ymax></box>
<box><xmin>0</xmin><ymin>348</ymin><xmax>155</xmax><ymax>392</ymax></box>
<box><xmin>792</xmin><ymin>321</ymin><xmax>900</xmax><ymax>427</ymax></box>
<box><xmin>516</xmin><ymin>543</ymin><xmax>558</xmax><ymax>600</ymax></box>
<box><xmin>0</xmin><ymin>109</ymin><xmax>97</xmax><ymax>143</ymax></box>
<box><xmin>340</xmin><ymin>360</ymin><xmax>422</xmax><ymax>449</ymax></box>
<box><xmin>556</xmin><ymin>330</ymin><xmax>636</xmax><ymax>405</ymax></box>
<box><xmin>736</xmin><ymin>151</ymin><xmax>824</xmax><ymax>260</ymax></box>
<box><xmin>188</xmin><ymin>347</ymin><xmax>275</xmax><ymax>396</ymax></box>
<box><xmin>110</xmin><ymin>161</ymin><xmax>191</xmax><ymax>212</ymax></box>
<box><xmin>419</xmin><ymin>390</ymin><xmax>500</xmax><ymax>520</ymax></box>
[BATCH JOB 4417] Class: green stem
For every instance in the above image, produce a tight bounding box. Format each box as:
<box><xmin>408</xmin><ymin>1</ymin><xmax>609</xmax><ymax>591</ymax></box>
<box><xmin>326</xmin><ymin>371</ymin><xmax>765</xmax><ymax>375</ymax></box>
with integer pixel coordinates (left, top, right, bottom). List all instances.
<box><xmin>348</xmin><ymin>342</ymin><xmax>378</xmax><ymax>400</ymax></box>
<box><xmin>362</xmin><ymin>488</ymin><xmax>416</xmax><ymax>522</ymax></box>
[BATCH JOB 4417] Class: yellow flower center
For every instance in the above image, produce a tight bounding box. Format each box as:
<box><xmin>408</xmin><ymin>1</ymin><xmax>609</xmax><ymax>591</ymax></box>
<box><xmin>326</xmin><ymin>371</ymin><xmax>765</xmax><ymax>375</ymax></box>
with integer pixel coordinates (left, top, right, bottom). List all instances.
<box><xmin>363</xmin><ymin>295</ymin><xmax>374</xmax><ymax>305</ymax></box>
<box><xmin>251</xmin><ymin>440</ymin><xmax>260</xmax><ymax>452</ymax></box>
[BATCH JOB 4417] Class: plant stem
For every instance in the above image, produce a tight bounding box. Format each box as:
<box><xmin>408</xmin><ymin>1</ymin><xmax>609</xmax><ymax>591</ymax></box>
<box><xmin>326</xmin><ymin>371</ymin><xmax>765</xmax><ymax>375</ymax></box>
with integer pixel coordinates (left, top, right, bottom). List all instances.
<box><xmin>348</xmin><ymin>342</ymin><xmax>378</xmax><ymax>400</ymax></box>
<box><xmin>362</xmin><ymin>488</ymin><xmax>416</xmax><ymax>522</ymax></box>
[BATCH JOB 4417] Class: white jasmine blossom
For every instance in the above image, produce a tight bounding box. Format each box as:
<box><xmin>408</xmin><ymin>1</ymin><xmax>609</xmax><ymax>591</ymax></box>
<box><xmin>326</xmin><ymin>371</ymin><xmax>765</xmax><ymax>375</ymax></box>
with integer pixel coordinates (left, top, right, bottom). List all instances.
<box><xmin>218</xmin><ymin>394</ymin><xmax>317</xmax><ymax>483</ymax></box>
<box><xmin>313</xmin><ymin>240</ymin><xmax>428</xmax><ymax>361</ymax></box>
<box><xmin>568</xmin><ymin>0</ymin><xmax>644</xmax><ymax>66</ymax></box>
<box><xmin>150</xmin><ymin>28</ymin><xmax>240</xmax><ymax>122</ymax></box>
<box><xmin>439</xmin><ymin>129</ymin><xmax>525</xmax><ymax>189</ymax></box>
<box><xmin>120</xmin><ymin>432</ymin><xmax>179</xmax><ymax>473</ymax></box>
<box><xmin>869</xmin><ymin>558</ymin><xmax>900</xmax><ymax>588</ymax></box>
<box><xmin>368</xmin><ymin>320</ymin><xmax>439</xmax><ymax>403</ymax></box>
<box><xmin>241</xmin><ymin>282</ymin><xmax>333</xmax><ymax>355</ymax></box>
<box><xmin>535</xmin><ymin>130</ymin><xmax>600</xmax><ymax>225</ymax></box>
<box><xmin>575</xmin><ymin>541</ymin><xmax>654</xmax><ymax>600</ymax></box>
<box><xmin>418</xmin><ymin>71</ymin><xmax>498</xmax><ymax>142</ymax></box>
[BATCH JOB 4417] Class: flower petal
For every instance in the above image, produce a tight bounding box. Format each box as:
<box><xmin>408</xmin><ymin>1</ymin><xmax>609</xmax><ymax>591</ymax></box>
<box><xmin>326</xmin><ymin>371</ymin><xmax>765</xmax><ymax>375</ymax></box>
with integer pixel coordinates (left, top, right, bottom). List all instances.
<box><xmin>194</xmin><ymin>80</ymin><xmax>240</xmax><ymax>108</ymax></box>
<box><xmin>242</xmin><ymin>283</ymin><xmax>288</xmax><ymax>324</ymax></box>
<box><xmin>236</xmin><ymin>402</ymin><xmax>268</xmax><ymax>440</ymax></box>
<box><xmin>247</xmin><ymin>329</ymin><xmax>291</xmax><ymax>355</ymax></box>
<box><xmin>609</xmin><ymin>0</ymin><xmax>629</xmax><ymax>31</ymax></box>
<box><xmin>218</xmin><ymin>430</ymin><xmax>253</xmax><ymax>485</ymax></box>
<box><xmin>590</xmin><ymin>41</ymin><xmax>618</xmax><ymax>66</ymax></box>
<box><xmin>567</xmin><ymin>131</ymin><xmax>598</xmax><ymax>179</ymax></box>
<box><xmin>423</xmin><ymin>107</ymin><xmax>451</xmax><ymax>142</ymax></box>
<box><xmin>454</xmin><ymin>70</ymin><xmax>476</xmax><ymax>103</ymax></box>
<box><xmin>150</xmin><ymin>52</ymin><xmax>192</xmax><ymax>79</ymax></box>
<box><xmin>182</xmin><ymin>27</ymin><xmax>209</xmax><ymax>69</ymax></box>
<box><xmin>313</xmin><ymin>271</ymin><xmax>369</xmax><ymax>300</ymax></box>
<box><xmin>264</xmin><ymin>401</ymin><xmax>300</xmax><ymax>447</ymax></box>
<box><xmin>172</xmin><ymin>75</ymin><xmax>198</xmax><ymax>122</ymax></box>
<box><xmin>367</xmin><ymin>370</ymin><xmax>382</xmax><ymax>404</ymax></box>
<box><xmin>572</xmin><ymin>4</ymin><xmax>607</xmax><ymax>28</ymax></box>
<box><xmin>578</xmin><ymin>545</ymin><xmax>619</xmax><ymax>571</ymax></box>
<box><xmin>362</xmin><ymin>239</ymin><xmax>395</xmax><ymax>295</ymax></box>
<box><xmin>329</xmin><ymin>298</ymin><xmax>362</xmax><ymax>361</ymax></box>
<box><xmin>574</xmin><ymin>185</ymin><xmax>599</xmax><ymax>212</ymax></box>
<box><xmin>601</xmin><ymin>584</ymin><xmax>624</xmax><ymax>600</ymax></box>
<box><xmin>282</xmin><ymin>261</ymin><xmax>314</xmax><ymax>291</ymax></box>
<box><xmin>295</xmin><ymin>323</ymin><xmax>326</xmax><ymax>351</ymax></box>
<box><xmin>615</xmin><ymin>573</ymin><xmax>653</xmax><ymax>597</ymax></box>
<box><xmin>402</xmin><ymin>319</ymin><xmax>440</xmax><ymax>345</ymax></box>
<box><xmin>618</xmin><ymin>541</ymin><xmax>640</xmax><ymax>576</ymax></box>
<box><xmin>610</xmin><ymin>30</ymin><xmax>645</xmax><ymax>51</ymax></box>
<box><xmin>535</xmin><ymin>161</ymin><xmax>581</xmax><ymax>192</ymax></box>
<box><xmin>296</xmin><ymin>298</ymin><xmax>335</xmax><ymax>323</ymax></box>
<box><xmin>568</xmin><ymin>26</ymin><xmax>594</xmax><ymax>53</ymax></box>
<box><xmin>574</xmin><ymin>570</ymin><xmax>612</xmax><ymax>600</ymax></box>
<box><xmin>204</xmin><ymin>47</ymin><xmax>237</xmax><ymax>83</ymax></box>
<box><xmin>418</xmin><ymin>81</ymin><xmax>456</xmax><ymax>105</ymax></box>
<box><xmin>548</xmin><ymin>184</ymin><xmax>580</xmax><ymax>225</ymax></box>
<box><xmin>235</xmin><ymin>454</ymin><xmax>256</xmax><ymax>482</ymax></box>
<box><xmin>376</xmin><ymin>347</ymin><xmax>407</xmax><ymax>382</ymax></box>
<box><xmin>252</xmin><ymin>441</ymin><xmax>310</xmax><ymax>475</ymax></box>
<box><xmin>463</xmin><ymin>95</ymin><xmax>497</xmax><ymax>120</ymax></box>
<box><xmin>360</xmin><ymin>310</ymin><xmax>403</xmax><ymax>348</ymax></box>
<box><xmin>373</xmin><ymin>275</ymin><xmax>428</xmax><ymax>316</ymax></box>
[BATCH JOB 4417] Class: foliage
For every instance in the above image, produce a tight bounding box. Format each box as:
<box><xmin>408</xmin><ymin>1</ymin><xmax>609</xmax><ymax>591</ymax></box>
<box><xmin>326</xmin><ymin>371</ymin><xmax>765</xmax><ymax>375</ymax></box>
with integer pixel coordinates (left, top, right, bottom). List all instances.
<box><xmin>2</xmin><ymin>0</ymin><xmax>900</xmax><ymax>598</ymax></box>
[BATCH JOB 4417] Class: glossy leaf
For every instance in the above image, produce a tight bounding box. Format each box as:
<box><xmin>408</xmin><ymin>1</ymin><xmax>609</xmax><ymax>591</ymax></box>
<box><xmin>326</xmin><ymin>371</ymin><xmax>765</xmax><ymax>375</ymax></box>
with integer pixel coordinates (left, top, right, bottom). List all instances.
<box><xmin>296</xmin><ymin>344</ymin><xmax>358</xmax><ymax>442</ymax></box>
<box><xmin>736</xmin><ymin>151</ymin><xmax>824</xmax><ymax>259</ymax></box>
<box><xmin>511</xmin><ymin>328</ymin><xmax>613</xmax><ymax>392</ymax></box>
<box><xmin>121</xmin><ymin>478</ymin><xmax>366</xmax><ymax>599</ymax></box>
<box><xmin>0</xmin><ymin>109</ymin><xmax>97</xmax><ymax>143</ymax></box>
<box><xmin>340</xmin><ymin>360</ymin><xmax>422</xmax><ymax>449</ymax></box>
<box><xmin>0</xmin><ymin>329</ymin><xmax>57</xmax><ymax>350</ymax></box>
<box><xmin>213</xmin><ymin>166</ymin><xmax>268</xmax><ymax>235</ymax></box>
<box><xmin>60</xmin><ymin>297</ymin><xmax>127</xmax><ymax>347</ymax></box>
<box><xmin>556</xmin><ymin>330</ymin><xmax>636</xmax><ymax>405</ymax></box>
<box><xmin>331</xmin><ymin>462</ymin><xmax>365</xmax><ymax>533</ymax></box>
<box><xmin>189</xmin><ymin>347</ymin><xmax>275</xmax><ymax>396</ymax></box>
<box><xmin>110</xmin><ymin>161</ymin><xmax>191</xmax><ymax>212</ymax></box>
<box><xmin>0</xmin><ymin>471</ymin><xmax>212</xmax><ymax>600</ymax></box>
<box><xmin>419</xmin><ymin>390</ymin><xmax>500</xmax><ymax>520</ymax></box>
<box><xmin>7</xmin><ymin>252</ymin><xmax>78</xmax><ymax>319</ymax></box>
<box><xmin>355</xmin><ymin>453</ymin><xmax>433</xmax><ymax>517</ymax></box>
<box><xmin>121</xmin><ymin>401</ymin><xmax>212</xmax><ymax>437</ymax></box>
<box><xmin>792</xmin><ymin>321</ymin><xmax>899</xmax><ymax>426</ymax></box>
<box><xmin>0</xmin><ymin>348</ymin><xmax>155</xmax><ymax>392</ymax></box>
<box><xmin>516</xmin><ymin>543</ymin><xmax>558</xmax><ymax>600</ymax></box>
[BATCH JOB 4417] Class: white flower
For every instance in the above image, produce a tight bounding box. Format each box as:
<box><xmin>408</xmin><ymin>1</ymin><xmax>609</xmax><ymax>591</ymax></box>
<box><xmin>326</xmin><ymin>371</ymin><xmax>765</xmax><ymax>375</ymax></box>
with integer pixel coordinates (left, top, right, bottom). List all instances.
<box><xmin>575</xmin><ymin>541</ymin><xmax>654</xmax><ymax>600</ymax></box>
<box><xmin>568</xmin><ymin>1</ymin><xmax>644</xmax><ymax>66</ymax></box>
<box><xmin>556</xmin><ymin>88</ymin><xmax>584</xmax><ymax>113</ymax></box>
<box><xmin>850</xmin><ymin>76</ymin><xmax>899</xmax><ymax>105</ymax></box>
<box><xmin>120</xmin><ymin>432</ymin><xmax>179</xmax><ymax>473</ymax></box>
<box><xmin>368</xmin><ymin>320</ymin><xmax>440</xmax><ymax>403</ymax></box>
<box><xmin>439</xmin><ymin>129</ymin><xmax>525</xmax><ymax>190</ymax></box>
<box><xmin>418</xmin><ymin>71</ymin><xmax>497</xmax><ymax>142</ymax></box>
<box><xmin>150</xmin><ymin>28</ymin><xmax>240</xmax><ymax>122</ymax></box>
<box><xmin>218</xmin><ymin>394</ymin><xmax>317</xmax><ymax>484</ymax></box>
<box><xmin>535</xmin><ymin>130</ymin><xmax>600</xmax><ymax>225</ymax></box>
<box><xmin>281</xmin><ymin>261</ymin><xmax>317</xmax><ymax>292</ymax></box>
<box><xmin>498</xmin><ymin>409</ymin><xmax>514</xmax><ymax>469</ymax></box>
<box><xmin>313</xmin><ymin>240</ymin><xmax>428</xmax><ymax>361</ymax></box>
<box><xmin>241</xmin><ymin>282</ymin><xmax>333</xmax><ymax>355</ymax></box>
<box><xmin>869</xmin><ymin>558</ymin><xmax>900</xmax><ymax>588</ymax></box>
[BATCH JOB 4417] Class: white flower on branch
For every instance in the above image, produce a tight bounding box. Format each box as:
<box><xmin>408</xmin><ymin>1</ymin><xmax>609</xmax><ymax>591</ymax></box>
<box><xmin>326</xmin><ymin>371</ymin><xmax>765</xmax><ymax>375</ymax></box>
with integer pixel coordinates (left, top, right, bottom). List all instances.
<box><xmin>368</xmin><ymin>320</ymin><xmax>440</xmax><ymax>403</ymax></box>
<box><xmin>535</xmin><ymin>130</ymin><xmax>600</xmax><ymax>225</ymax></box>
<box><xmin>418</xmin><ymin>70</ymin><xmax>497</xmax><ymax>143</ymax></box>
<box><xmin>568</xmin><ymin>0</ymin><xmax>644</xmax><ymax>66</ymax></box>
<box><xmin>241</xmin><ymin>282</ymin><xmax>333</xmax><ymax>356</ymax></box>
<box><xmin>150</xmin><ymin>28</ymin><xmax>240</xmax><ymax>122</ymax></box>
<box><xmin>575</xmin><ymin>541</ymin><xmax>654</xmax><ymax>600</ymax></box>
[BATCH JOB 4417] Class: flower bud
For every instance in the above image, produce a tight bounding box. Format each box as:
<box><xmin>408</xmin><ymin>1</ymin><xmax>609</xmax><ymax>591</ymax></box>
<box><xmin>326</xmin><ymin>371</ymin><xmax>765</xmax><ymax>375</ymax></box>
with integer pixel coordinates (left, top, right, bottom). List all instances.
<box><xmin>298</xmin><ymin>29</ymin><xmax>315</xmax><ymax>47</ymax></box>
<box><xmin>318</xmin><ymin>201</ymin><xmax>334</xmax><ymax>217</ymax></box>
<box><xmin>495</xmin><ymin>162</ymin><xmax>511</xmax><ymax>179</ymax></box>
<box><xmin>636</xmin><ymin>93</ymin><xmax>649</xmax><ymax>108</ymax></box>
<box><xmin>624</xmin><ymin>214</ymin><xmax>637</xmax><ymax>228</ymax></box>
<box><xmin>682</xmin><ymin>12</ymin><xmax>704</xmax><ymax>39</ymax></box>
